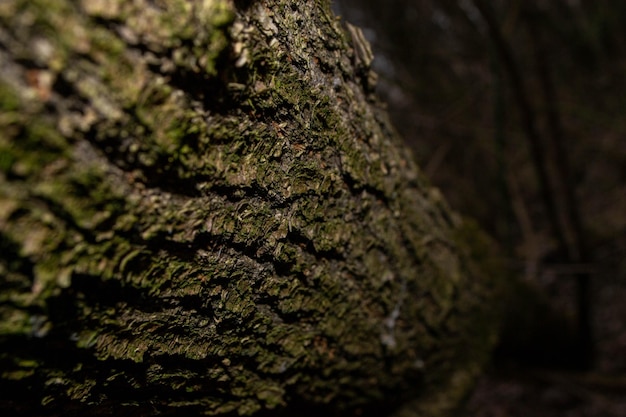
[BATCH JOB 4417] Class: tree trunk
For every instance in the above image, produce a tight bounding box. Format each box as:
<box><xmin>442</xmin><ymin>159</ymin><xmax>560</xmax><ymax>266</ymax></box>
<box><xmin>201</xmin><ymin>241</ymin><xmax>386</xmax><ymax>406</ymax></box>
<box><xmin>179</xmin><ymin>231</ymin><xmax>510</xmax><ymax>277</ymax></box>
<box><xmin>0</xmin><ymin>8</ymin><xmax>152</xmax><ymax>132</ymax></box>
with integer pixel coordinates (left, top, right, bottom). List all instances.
<box><xmin>0</xmin><ymin>0</ymin><xmax>501</xmax><ymax>415</ymax></box>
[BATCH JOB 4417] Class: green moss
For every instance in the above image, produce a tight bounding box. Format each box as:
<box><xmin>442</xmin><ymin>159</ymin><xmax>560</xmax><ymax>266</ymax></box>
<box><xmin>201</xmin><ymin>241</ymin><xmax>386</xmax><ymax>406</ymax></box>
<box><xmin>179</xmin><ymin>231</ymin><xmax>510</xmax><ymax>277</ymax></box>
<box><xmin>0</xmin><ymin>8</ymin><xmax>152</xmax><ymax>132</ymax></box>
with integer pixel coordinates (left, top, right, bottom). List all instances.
<box><xmin>256</xmin><ymin>384</ymin><xmax>286</xmax><ymax>408</ymax></box>
<box><xmin>0</xmin><ymin>147</ymin><xmax>15</xmax><ymax>175</ymax></box>
<box><xmin>0</xmin><ymin>309</ymin><xmax>31</xmax><ymax>336</ymax></box>
<box><xmin>0</xmin><ymin>82</ymin><xmax>21</xmax><ymax>112</ymax></box>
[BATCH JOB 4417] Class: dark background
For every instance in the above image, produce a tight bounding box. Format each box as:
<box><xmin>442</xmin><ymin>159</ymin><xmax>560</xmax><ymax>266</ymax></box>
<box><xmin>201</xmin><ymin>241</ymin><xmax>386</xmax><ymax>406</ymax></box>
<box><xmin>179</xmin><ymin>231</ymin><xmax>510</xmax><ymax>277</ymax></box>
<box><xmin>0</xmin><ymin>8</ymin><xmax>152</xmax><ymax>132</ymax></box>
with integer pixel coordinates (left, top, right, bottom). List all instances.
<box><xmin>332</xmin><ymin>0</ymin><xmax>626</xmax><ymax>415</ymax></box>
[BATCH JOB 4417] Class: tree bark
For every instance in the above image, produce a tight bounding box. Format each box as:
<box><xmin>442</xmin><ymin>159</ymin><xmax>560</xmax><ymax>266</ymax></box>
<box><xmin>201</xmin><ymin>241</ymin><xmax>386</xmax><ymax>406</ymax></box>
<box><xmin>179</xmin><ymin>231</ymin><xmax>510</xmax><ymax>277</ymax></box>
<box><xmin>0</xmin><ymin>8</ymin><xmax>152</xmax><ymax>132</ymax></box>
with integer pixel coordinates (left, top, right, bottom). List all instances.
<box><xmin>0</xmin><ymin>0</ymin><xmax>500</xmax><ymax>415</ymax></box>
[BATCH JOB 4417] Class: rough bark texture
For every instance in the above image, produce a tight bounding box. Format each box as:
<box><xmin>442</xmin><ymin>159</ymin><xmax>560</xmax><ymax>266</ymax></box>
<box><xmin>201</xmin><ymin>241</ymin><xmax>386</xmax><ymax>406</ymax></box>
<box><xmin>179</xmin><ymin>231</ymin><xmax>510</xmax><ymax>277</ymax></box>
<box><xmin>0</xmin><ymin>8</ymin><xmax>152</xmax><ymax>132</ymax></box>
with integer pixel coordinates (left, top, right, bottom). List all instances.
<box><xmin>0</xmin><ymin>0</ymin><xmax>500</xmax><ymax>416</ymax></box>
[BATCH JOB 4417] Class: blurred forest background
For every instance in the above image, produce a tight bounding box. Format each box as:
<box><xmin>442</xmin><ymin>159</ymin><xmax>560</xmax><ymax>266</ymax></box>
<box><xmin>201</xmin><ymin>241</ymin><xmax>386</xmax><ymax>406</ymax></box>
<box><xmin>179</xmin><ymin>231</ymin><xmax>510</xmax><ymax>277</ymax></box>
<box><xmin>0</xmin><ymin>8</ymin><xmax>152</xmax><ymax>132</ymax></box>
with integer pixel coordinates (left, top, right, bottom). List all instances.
<box><xmin>332</xmin><ymin>0</ymin><xmax>626</xmax><ymax>416</ymax></box>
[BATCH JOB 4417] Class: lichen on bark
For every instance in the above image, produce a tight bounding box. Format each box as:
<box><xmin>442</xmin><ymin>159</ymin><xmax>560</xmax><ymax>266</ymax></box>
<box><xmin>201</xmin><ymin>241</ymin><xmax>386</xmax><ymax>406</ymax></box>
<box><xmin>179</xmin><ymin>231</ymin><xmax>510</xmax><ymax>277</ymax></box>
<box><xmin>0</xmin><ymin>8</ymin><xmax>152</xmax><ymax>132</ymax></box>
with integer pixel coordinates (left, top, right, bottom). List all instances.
<box><xmin>0</xmin><ymin>0</ymin><xmax>501</xmax><ymax>416</ymax></box>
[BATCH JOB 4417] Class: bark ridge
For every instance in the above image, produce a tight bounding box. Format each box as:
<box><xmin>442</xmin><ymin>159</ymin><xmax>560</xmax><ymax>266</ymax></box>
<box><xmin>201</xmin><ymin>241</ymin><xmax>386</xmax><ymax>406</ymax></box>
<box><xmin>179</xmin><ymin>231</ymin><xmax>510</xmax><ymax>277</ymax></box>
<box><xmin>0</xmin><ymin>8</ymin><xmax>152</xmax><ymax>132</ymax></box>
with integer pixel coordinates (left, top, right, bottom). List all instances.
<box><xmin>0</xmin><ymin>0</ymin><xmax>499</xmax><ymax>415</ymax></box>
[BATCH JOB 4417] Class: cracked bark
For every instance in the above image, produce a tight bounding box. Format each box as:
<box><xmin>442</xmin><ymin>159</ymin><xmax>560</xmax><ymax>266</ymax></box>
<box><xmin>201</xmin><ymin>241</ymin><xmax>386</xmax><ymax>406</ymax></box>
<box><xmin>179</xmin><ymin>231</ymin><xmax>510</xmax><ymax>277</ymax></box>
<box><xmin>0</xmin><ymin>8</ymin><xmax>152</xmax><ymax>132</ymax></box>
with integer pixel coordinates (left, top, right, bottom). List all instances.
<box><xmin>0</xmin><ymin>0</ymin><xmax>501</xmax><ymax>416</ymax></box>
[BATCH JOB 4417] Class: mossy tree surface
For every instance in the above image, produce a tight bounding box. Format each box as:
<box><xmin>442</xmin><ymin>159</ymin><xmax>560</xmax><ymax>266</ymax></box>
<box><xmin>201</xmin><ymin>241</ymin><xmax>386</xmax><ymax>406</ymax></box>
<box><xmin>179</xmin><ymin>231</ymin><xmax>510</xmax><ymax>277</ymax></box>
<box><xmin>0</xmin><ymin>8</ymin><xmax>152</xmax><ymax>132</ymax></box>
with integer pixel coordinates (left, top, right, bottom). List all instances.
<box><xmin>0</xmin><ymin>0</ymin><xmax>500</xmax><ymax>416</ymax></box>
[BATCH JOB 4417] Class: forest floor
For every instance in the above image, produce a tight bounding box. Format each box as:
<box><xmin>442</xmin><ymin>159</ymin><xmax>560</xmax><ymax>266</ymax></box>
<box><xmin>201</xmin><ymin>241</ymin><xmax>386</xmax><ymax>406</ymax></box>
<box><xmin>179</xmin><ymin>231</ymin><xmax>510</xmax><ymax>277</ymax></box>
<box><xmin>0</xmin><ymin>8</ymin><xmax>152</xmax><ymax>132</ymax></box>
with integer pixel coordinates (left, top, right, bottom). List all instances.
<box><xmin>467</xmin><ymin>237</ymin><xmax>626</xmax><ymax>417</ymax></box>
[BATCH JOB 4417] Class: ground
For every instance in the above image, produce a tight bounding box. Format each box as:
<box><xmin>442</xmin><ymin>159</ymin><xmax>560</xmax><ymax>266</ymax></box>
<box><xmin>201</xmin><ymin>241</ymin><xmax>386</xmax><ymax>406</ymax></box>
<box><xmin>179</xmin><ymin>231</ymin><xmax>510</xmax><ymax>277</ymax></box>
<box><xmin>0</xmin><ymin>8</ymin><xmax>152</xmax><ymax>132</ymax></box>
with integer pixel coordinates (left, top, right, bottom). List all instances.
<box><xmin>468</xmin><ymin>238</ymin><xmax>626</xmax><ymax>417</ymax></box>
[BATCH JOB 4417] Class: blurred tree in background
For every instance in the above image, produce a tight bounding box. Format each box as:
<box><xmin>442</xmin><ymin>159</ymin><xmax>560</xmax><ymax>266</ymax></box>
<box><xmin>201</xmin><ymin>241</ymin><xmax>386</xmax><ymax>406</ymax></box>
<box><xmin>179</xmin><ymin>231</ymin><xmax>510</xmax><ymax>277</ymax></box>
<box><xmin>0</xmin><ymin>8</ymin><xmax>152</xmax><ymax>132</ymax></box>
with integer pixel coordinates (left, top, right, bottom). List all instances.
<box><xmin>333</xmin><ymin>0</ymin><xmax>626</xmax><ymax>415</ymax></box>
